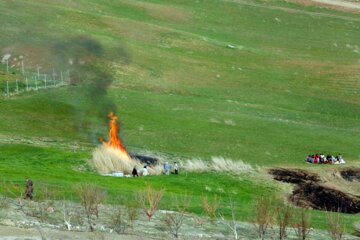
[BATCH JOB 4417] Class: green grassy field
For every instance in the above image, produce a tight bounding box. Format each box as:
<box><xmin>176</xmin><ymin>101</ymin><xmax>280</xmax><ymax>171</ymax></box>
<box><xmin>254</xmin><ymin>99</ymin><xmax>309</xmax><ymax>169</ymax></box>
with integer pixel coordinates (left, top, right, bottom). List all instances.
<box><xmin>0</xmin><ymin>0</ymin><xmax>359</xmax><ymax>232</ymax></box>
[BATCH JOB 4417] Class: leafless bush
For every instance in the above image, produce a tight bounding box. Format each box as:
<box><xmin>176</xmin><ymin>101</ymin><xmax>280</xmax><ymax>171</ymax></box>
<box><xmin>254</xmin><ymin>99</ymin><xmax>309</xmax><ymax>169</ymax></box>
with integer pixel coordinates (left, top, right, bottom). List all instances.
<box><xmin>36</xmin><ymin>183</ymin><xmax>55</xmax><ymax>201</ymax></box>
<box><xmin>253</xmin><ymin>197</ymin><xmax>274</xmax><ymax>240</ymax></box>
<box><xmin>0</xmin><ymin>195</ymin><xmax>9</xmax><ymax>209</ymax></box>
<box><xmin>275</xmin><ymin>202</ymin><xmax>293</xmax><ymax>240</ymax></box>
<box><xmin>354</xmin><ymin>222</ymin><xmax>360</xmax><ymax>237</ymax></box>
<box><xmin>164</xmin><ymin>195</ymin><xmax>191</xmax><ymax>238</ymax></box>
<box><xmin>293</xmin><ymin>208</ymin><xmax>311</xmax><ymax>240</ymax></box>
<box><xmin>136</xmin><ymin>185</ymin><xmax>164</xmax><ymax>221</ymax></box>
<box><xmin>218</xmin><ymin>198</ymin><xmax>240</xmax><ymax>240</ymax></box>
<box><xmin>76</xmin><ymin>183</ymin><xmax>107</xmax><ymax>231</ymax></box>
<box><xmin>201</xmin><ymin>195</ymin><xmax>220</xmax><ymax>222</ymax></box>
<box><xmin>126</xmin><ymin>204</ymin><xmax>138</xmax><ymax>229</ymax></box>
<box><xmin>326</xmin><ymin>210</ymin><xmax>345</xmax><ymax>240</ymax></box>
<box><xmin>111</xmin><ymin>206</ymin><xmax>128</xmax><ymax>234</ymax></box>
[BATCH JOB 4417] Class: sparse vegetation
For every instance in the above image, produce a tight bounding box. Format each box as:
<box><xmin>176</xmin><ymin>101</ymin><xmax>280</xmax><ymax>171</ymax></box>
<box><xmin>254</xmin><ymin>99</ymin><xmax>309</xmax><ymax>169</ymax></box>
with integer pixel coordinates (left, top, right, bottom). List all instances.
<box><xmin>164</xmin><ymin>194</ymin><xmax>191</xmax><ymax>238</ymax></box>
<box><xmin>253</xmin><ymin>197</ymin><xmax>274</xmax><ymax>240</ymax></box>
<box><xmin>136</xmin><ymin>185</ymin><xmax>164</xmax><ymax>221</ymax></box>
<box><xmin>326</xmin><ymin>210</ymin><xmax>346</xmax><ymax>240</ymax></box>
<box><xmin>76</xmin><ymin>183</ymin><xmax>107</xmax><ymax>231</ymax></box>
<box><xmin>294</xmin><ymin>208</ymin><xmax>312</xmax><ymax>240</ymax></box>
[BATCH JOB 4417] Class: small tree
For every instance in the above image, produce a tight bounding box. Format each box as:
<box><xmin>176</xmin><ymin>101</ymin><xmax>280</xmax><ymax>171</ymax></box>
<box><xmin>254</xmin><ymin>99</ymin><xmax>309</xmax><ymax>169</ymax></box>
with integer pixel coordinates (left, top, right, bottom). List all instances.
<box><xmin>111</xmin><ymin>206</ymin><xmax>127</xmax><ymax>234</ymax></box>
<box><xmin>294</xmin><ymin>208</ymin><xmax>311</xmax><ymax>240</ymax></box>
<box><xmin>136</xmin><ymin>185</ymin><xmax>164</xmax><ymax>221</ymax></box>
<box><xmin>76</xmin><ymin>183</ymin><xmax>107</xmax><ymax>231</ymax></box>
<box><xmin>253</xmin><ymin>196</ymin><xmax>273</xmax><ymax>240</ymax></box>
<box><xmin>201</xmin><ymin>195</ymin><xmax>220</xmax><ymax>223</ymax></box>
<box><xmin>164</xmin><ymin>194</ymin><xmax>191</xmax><ymax>238</ymax></box>
<box><xmin>326</xmin><ymin>210</ymin><xmax>345</xmax><ymax>240</ymax></box>
<box><xmin>275</xmin><ymin>202</ymin><xmax>293</xmax><ymax>240</ymax></box>
<box><xmin>218</xmin><ymin>197</ymin><xmax>240</xmax><ymax>240</ymax></box>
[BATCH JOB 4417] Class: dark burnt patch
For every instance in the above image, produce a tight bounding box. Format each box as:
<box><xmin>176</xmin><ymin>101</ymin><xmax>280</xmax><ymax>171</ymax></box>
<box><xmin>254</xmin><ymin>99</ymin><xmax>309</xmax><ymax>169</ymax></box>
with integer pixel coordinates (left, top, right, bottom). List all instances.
<box><xmin>130</xmin><ymin>154</ymin><xmax>158</xmax><ymax>165</ymax></box>
<box><xmin>290</xmin><ymin>183</ymin><xmax>360</xmax><ymax>214</ymax></box>
<box><xmin>340</xmin><ymin>168</ymin><xmax>360</xmax><ymax>182</ymax></box>
<box><xmin>268</xmin><ymin>168</ymin><xmax>320</xmax><ymax>184</ymax></box>
<box><xmin>269</xmin><ymin>168</ymin><xmax>360</xmax><ymax>214</ymax></box>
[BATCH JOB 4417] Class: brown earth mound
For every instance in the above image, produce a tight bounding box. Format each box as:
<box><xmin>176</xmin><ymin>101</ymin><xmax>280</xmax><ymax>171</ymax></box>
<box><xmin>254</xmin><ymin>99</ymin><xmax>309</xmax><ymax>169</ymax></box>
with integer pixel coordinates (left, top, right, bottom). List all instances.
<box><xmin>269</xmin><ymin>168</ymin><xmax>360</xmax><ymax>214</ymax></box>
<box><xmin>340</xmin><ymin>168</ymin><xmax>360</xmax><ymax>182</ymax></box>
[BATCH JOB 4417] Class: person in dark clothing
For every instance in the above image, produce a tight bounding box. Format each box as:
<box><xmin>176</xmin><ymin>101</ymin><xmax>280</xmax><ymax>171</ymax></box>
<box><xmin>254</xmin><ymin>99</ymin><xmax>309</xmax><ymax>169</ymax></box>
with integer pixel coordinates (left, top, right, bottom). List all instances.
<box><xmin>132</xmin><ymin>166</ymin><xmax>139</xmax><ymax>177</ymax></box>
<box><xmin>24</xmin><ymin>178</ymin><xmax>33</xmax><ymax>200</ymax></box>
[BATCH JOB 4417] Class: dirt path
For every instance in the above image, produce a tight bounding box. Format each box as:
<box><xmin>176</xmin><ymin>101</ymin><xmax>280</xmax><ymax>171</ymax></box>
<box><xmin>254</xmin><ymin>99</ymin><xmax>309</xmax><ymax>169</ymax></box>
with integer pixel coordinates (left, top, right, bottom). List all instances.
<box><xmin>225</xmin><ymin>0</ymin><xmax>360</xmax><ymax>21</ymax></box>
<box><xmin>310</xmin><ymin>0</ymin><xmax>360</xmax><ymax>10</ymax></box>
<box><xmin>0</xmin><ymin>225</ymin><xmax>145</xmax><ymax>240</ymax></box>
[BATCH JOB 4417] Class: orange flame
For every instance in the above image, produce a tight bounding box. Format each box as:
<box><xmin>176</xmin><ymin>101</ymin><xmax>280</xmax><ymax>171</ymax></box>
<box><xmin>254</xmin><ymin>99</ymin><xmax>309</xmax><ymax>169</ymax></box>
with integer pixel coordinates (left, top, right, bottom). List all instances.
<box><xmin>105</xmin><ymin>112</ymin><xmax>130</xmax><ymax>158</ymax></box>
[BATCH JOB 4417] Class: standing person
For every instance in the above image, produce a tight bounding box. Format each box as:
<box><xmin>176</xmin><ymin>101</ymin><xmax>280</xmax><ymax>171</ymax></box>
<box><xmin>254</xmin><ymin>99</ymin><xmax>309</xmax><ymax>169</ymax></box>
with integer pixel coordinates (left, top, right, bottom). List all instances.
<box><xmin>142</xmin><ymin>165</ymin><xmax>149</xmax><ymax>176</ymax></box>
<box><xmin>24</xmin><ymin>178</ymin><xmax>33</xmax><ymax>200</ymax></box>
<box><xmin>164</xmin><ymin>162</ymin><xmax>171</xmax><ymax>175</ymax></box>
<box><xmin>174</xmin><ymin>162</ymin><xmax>179</xmax><ymax>175</ymax></box>
<box><xmin>132</xmin><ymin>166</ymin><xmax>139</xmax><ymax>177</ymax></box>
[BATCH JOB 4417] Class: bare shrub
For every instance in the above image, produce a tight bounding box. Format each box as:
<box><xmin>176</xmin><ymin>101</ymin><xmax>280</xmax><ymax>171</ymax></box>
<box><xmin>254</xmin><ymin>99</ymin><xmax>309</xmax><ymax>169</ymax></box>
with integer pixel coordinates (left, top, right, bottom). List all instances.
<box><xmin>354</xmin><ymin>221</ymin><xmax>360</xmax><ymax>237</ymax></box>
<box><xmin>275</xmin><ymin>202</ymin><xmax>293</xmax><ymax>240</ymax></box>
<box><xmin>126</xmin><ymin>204</ymin><xmax>138</xmax><ymax>230</ymax></box>
<box><xmin>218</xmin><ymin>198</ymin><xmax>240</xmax><ymax>240</ymax></box>
<box><xmin>111</xmin><ymin>206</ymin><xmax>128</xmax><ymax>234</ymax></box>
<box><xmin>136</xmin><ymin>185</ymin><xmax>164</xmax><ymax>221</ymax></box>
<box><xmin>36</xmin><ymin>183</ymin><xmax>55</xmax><ymax>201</ymax></box>
<box><xmin>0</xmin><ymin>195</ymin><xmax>9</xmax><ymax>209</ymax></box>
<box><xmin>76</xmin><ymin>183</ymin><xmax>107</xmax><ymax>231</ymax></box>
<box><xmin>293</xmin><ymin>208</ymin><xmax>311</xmax><ymax>240</ymax></box>
<box><xmin>201</xmin><ymin>195</ymin><xmax>220</xmax><ymax>222</ymax></box>
<box><xmin>164</xmin><ymin>194</ymin><xmax>191</xmax><ymax>238</ymax></box>
<box><xmin>253</xmin><ymin>197</ymin><xmax>274</xmax><ymax>240</ymax></box>
<box><xmin>326</xmin><ymin>210</ymin><xmax>345</xmax><ymax>240</ymax></box>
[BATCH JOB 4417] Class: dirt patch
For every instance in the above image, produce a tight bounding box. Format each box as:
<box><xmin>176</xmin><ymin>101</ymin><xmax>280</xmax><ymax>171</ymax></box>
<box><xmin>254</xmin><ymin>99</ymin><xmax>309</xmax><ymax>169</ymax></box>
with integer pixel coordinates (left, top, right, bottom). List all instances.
<box><xmin>287</xmin><ymin>0</ymin><xmax>360</xmax><ymax>13</ymax></box>
<box><xmin>340</xmin><ymin>168</ymin><xmax>360</xmax><ymax>182</ymax></box>
<box><xmin>269</xmin><ymin>168</ymin><xmax>360</xmax><ymax>213</ymax></box>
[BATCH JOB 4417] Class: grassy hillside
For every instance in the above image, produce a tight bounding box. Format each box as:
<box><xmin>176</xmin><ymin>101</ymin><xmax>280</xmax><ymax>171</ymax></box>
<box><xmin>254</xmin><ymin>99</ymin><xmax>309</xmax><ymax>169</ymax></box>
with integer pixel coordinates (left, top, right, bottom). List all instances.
<box><xmin>0</xmin><ymin>0</ymin><xmax>359</xmax><ymax>232</ymax></box>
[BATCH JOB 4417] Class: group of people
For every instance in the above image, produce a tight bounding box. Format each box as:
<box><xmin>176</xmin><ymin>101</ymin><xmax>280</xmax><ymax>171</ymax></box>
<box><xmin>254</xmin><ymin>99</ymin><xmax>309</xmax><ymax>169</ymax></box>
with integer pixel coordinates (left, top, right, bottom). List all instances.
<box><xmin>131</xmin><ymin>162</ymin><xmax>179</xmax><ymax>177</ymax></box>
<box><xmin>305</xmin><ymin>153</ymin><xmax>346</xmax><ymax>164</ymax></box>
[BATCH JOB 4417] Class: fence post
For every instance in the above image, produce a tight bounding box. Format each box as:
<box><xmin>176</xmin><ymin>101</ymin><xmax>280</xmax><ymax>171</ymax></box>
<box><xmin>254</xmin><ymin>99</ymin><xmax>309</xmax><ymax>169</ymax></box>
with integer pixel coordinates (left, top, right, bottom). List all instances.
<box><xmin>6</xmin><ymin>81</ymin><xmax>9</xmax><ymax>97</ymax></box>
<box><xmin>61</xmin><ymin>71</ymin><xmax>64</xmax><ymax>85</ymax></box>
<box><xmin>53</xmin><ymin>68</ymin><xmax>56</xmax><ymax>87</ymax></box>
<box><xmin>21</xmin><ymin>60</ymin><xmax>25</xmax><ymax>75</ymax></box>
<box><xmin>35</xmin><ymin>76</ymin><xmax>38</xmax><ymax>90</ymax></box>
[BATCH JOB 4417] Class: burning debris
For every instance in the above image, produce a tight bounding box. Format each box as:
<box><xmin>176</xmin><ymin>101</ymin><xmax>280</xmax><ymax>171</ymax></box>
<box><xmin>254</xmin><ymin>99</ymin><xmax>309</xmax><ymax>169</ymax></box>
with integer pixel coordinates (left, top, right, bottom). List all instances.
<box><xmin>91</xmin><ymin>112</ymin><xmax>161</xmax><ymax>176</ymax></box>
